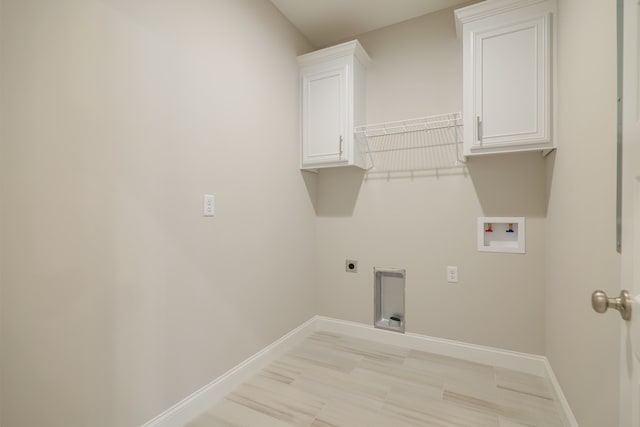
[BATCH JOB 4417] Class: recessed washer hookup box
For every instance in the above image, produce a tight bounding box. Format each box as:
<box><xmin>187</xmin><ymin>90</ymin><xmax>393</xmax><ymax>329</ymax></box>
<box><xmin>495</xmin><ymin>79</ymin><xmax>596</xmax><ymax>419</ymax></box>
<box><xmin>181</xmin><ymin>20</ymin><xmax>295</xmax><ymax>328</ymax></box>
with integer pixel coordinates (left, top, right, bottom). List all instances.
<box><xmin>374</xmin><ymin>267</ymin><xmax>405</xmax><ymax>333</ymax></box>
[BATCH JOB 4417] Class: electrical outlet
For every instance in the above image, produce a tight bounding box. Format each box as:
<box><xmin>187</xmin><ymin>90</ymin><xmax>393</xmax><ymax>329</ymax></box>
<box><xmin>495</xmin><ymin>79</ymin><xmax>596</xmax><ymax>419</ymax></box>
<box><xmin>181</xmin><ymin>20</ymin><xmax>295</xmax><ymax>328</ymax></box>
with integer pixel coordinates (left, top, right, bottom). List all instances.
<box><xmin>447</xmin><ymin>266</ymin><xmax>458</xmax><ymax>283</ymax></box>
<box><xmin>345</xmin><ymin>260</ymin><xmax>358</xmax><ymax>273</ymax></box>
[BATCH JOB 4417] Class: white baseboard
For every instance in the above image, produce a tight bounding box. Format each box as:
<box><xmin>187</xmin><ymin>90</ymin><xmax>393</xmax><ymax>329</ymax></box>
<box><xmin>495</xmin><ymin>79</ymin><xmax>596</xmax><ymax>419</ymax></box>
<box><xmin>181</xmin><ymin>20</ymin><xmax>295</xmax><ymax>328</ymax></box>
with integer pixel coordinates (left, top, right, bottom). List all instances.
<box><xmin>142</xmin><ymin>315</ymin><xmax>578</xmax><ymax>427</ymax></box>
<box><xmin>315</xmin><ymin>316</ymin><xmax>547</xmax><ymax>376</ymax></box>
<box><xmin>543</xmin><ymin>358</ymin><xmax>579</xmax><ymax>427</ymax></box>
<box><xmin>141</xmin><ymin>316</ymin><xmax>318</xmax><ymax>427</ymax></box>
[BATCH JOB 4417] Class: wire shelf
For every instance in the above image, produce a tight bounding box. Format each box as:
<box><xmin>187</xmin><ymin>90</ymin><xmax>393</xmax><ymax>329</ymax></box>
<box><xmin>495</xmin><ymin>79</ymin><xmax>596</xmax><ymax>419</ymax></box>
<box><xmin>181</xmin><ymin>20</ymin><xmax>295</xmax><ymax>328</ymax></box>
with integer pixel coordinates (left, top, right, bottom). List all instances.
<box><xmin>354</xmin><ymin>112</ymin><xmax>465</xmax><ymax>171</ymax></box>
<box><xmin>354</xmin><ymin>112</ymin><xmax>462</xmax><ymax>137</ymax></box>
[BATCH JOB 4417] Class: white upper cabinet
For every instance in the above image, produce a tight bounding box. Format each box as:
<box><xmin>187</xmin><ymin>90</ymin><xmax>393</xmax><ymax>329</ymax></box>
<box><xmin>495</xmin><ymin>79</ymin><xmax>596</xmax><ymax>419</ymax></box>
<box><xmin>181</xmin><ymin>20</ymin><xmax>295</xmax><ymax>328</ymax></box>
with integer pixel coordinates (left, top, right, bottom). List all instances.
<box><xmin>455</xmin><ymin>0</ymin><xmax>557</xmax><ymax>156</ymax></box>
<box><xmin>298</xmin><ymin>40</ymin><xmax>370</xmax><ymax>170</ymax></box>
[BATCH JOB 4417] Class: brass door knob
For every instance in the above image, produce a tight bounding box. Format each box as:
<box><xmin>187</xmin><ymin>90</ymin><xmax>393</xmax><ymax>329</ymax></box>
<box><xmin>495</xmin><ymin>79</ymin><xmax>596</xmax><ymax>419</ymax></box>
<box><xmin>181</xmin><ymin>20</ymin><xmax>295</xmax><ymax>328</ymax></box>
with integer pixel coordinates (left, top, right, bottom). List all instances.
<box><xmin>592</xmin><ymin>289</ymin><xmax>632</xmax><ymax>321</ymax></box>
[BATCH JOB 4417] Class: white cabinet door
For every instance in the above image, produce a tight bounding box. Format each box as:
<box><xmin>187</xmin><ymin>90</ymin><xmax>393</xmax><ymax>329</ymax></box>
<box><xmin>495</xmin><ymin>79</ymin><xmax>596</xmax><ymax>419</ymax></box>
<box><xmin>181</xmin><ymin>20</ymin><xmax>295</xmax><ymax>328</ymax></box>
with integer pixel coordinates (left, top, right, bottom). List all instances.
<box><xmin>301</xmin><ymin>66</ymin><xmax>346</xmax><ymax>167</ymax></box>
<box><xmin>474</xmin><ymin>15</ymin><xmax>550</xmax><ymax>149</ymax></box>
<box><xmin>298</xmin><ymin>40</ymin><xmax>369</xmax><ymax>170</ymax></box>
<box><xmin>457</xmin><ymin>0</ymin><xmax>556</xmax><ymax>156</ymax></box>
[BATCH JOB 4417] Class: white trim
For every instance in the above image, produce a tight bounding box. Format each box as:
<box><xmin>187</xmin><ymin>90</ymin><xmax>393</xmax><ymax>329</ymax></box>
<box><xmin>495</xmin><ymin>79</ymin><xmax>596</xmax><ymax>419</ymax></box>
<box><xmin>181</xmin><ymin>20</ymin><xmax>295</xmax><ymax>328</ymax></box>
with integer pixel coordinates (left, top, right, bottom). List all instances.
<box><xmin>297</xmin><ymin>40</ymin><xmax>371</xmax><ymax>67</ymax></box>
<box><xmin>142</xmin><ymin>316</ymin><xmax>578</xmax><ymax>427</ymax></box>
<box><xmin>454</xmin><ymin>0</ymin><xmax>551</xmax><ymax>38</ymax></box>
<box><xmin>543</xmin><ymin>358</ymin><xmax>580</xmax><ymax>427</ymax></box>
<box><xmin>141</xmin><ymin>316</ymin><xmax>318</xmax><ymax>427</ymax></box>
<box><xmin>315</xmin><ymin>316</ymin><xmax>546</xmax><ymax>375</ymax></box>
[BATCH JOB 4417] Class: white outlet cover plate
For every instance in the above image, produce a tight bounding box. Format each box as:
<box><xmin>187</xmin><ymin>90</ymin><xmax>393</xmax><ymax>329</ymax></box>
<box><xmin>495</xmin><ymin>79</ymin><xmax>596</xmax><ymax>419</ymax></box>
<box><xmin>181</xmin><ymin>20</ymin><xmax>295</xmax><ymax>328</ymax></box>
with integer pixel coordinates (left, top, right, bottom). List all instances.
<box><xmin>447</xmin><ymin>266</ymin><xmax>458</xmax><ymax>283</ymax></box>
<box><xmin>203</xmin><ymin>194</ymin><xmax>215</xmax><ymax>216</ymax></box>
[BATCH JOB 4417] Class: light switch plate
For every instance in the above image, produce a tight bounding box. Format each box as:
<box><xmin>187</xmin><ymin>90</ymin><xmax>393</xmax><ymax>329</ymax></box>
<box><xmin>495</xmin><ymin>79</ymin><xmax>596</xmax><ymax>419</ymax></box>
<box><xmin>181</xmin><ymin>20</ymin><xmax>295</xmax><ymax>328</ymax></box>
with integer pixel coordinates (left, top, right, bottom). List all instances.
<box><xmin>203</xmin><ymin>194</ymin><xmax>215</xmax><ymax>216</ymax></box>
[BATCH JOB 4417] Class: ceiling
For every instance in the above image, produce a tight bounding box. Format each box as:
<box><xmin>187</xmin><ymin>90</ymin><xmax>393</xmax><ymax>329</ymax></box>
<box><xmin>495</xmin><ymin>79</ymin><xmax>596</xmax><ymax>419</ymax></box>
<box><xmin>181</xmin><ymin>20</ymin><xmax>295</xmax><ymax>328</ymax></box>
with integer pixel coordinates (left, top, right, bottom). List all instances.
<box><xmin>270</xmin><ymin>0</ymin><xmax>472</xmax><ymax>47</ymax></box>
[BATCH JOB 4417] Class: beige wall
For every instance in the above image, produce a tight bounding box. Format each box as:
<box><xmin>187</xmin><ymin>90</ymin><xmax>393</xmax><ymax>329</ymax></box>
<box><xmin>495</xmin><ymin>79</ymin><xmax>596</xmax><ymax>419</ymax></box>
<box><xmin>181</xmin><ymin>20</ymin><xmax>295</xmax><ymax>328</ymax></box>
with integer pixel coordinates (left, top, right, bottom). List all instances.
<box><xmin>0</xmin><ymin>1</ymin><xmax>316</xmax><ymax>426</ymax></box>
<box><xmin>545</xmin><ymin>0</ymin><xmax>620</xmax><ymax>426</ymax></box>
<box><xmin>0</xmin><ymin>1</ymin><xmax>623</xmax><ymax>426</ymax></box>
<box><xmin>315</xmin><ymin>7</ymin><xmax>548</xmax><ymax>355</ymax></box>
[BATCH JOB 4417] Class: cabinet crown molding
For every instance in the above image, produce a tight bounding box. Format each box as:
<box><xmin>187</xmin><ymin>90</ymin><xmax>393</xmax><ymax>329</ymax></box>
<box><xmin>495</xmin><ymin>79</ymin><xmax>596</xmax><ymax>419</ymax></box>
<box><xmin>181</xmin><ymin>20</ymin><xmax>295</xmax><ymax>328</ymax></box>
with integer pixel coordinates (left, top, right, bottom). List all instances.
<box><xmin>454</xmin><ymin>0</ymin><xmax>553</xmax><ymax>38</ymax></box>
<box><xmin>297</xmin><ymin>40</ymin><xmax>370</xmax><ymax>68</ymax></box>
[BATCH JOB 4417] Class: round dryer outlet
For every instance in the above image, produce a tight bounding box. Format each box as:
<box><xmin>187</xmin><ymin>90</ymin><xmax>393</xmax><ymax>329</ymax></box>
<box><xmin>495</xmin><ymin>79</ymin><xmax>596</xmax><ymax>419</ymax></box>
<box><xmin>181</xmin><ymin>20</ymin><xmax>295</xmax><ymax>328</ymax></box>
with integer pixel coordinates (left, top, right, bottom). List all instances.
<box><xmin>345</xmin><ymin>260</ymin><xmax>358</xmax><ymax>273</ymax></box>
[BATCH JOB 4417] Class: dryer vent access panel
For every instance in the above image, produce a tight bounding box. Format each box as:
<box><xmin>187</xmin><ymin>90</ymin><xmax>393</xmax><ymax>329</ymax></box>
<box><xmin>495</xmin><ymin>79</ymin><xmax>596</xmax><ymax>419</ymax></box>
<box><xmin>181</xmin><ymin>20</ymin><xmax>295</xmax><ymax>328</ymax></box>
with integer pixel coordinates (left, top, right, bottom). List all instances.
<box><xmin>374</xmin><ymin>268</ymin><xmax>406</xmax><ymax>333</ymax></box>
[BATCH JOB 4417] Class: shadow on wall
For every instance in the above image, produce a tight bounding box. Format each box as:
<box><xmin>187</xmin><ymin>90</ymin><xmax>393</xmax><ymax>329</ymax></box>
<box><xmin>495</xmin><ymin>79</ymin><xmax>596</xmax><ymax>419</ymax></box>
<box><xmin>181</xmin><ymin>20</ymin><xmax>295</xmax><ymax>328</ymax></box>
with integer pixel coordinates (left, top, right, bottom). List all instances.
<box><xmin>303</xmin><ymin>167</ymin><xmax>366</xmax><ymax>217</ymax></box>
<box><xmin>301</xmin><ymin>170</ymin><xmax>319</xmax><ymax>213</ymax></box>
<box><xmin>545</xmin><ymin>149</ymin><xmax>556</xmax><ymax>211</ymax></box>
<box><xmin>302</xmin><ymin>151</ymin><xmax>551</xmax><ymax>218</ymax></box>
<box><xmin>466</xmin><ymin>151</ymin><xmax>550</xmax><ymax>217</ymax></box>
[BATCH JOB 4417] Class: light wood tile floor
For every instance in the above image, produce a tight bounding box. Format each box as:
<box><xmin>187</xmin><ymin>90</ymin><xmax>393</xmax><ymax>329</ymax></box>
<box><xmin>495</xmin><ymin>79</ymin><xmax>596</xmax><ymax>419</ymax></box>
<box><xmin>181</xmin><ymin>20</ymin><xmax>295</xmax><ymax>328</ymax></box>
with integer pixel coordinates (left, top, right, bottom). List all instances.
<box><xmin>186</xmin><ymin>332</ymin><xmax>566</xmax><ymax>427</ymax></box>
